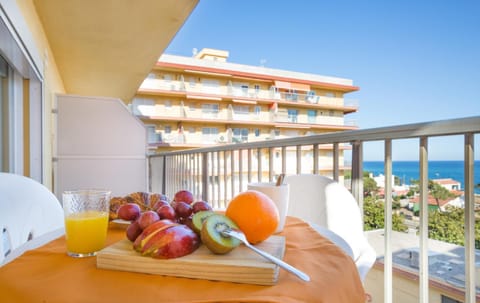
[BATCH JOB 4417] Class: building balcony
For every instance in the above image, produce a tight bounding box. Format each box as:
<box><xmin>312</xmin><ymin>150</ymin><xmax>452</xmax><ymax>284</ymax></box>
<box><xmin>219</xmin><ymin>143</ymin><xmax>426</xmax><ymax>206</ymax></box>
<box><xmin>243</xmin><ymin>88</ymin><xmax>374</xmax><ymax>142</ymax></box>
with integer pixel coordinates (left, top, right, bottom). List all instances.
<box><xmin>132</xmin><ymin>103</ymin><xmax>357</xmax><ymax>131</ymax></box>
<box><xmin>137</xmin><ymin>78</ymin><xmax>358</xmax><ymax>114</ymax></box>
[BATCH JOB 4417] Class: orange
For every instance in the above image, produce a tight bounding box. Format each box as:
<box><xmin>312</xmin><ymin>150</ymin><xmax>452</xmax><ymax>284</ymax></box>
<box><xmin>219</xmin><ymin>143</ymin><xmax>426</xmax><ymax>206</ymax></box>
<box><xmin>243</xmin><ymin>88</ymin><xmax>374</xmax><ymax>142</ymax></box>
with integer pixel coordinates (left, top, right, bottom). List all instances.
<box><xmin>225</xmin><ymin>190</ymin><xmax>279</xmax><ymax>244</ymax></box>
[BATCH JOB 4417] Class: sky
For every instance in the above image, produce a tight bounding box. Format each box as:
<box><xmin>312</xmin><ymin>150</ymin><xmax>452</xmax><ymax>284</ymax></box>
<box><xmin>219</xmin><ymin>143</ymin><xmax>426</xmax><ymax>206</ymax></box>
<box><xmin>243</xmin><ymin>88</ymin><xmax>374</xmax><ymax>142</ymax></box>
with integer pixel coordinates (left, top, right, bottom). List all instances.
<box><xmin>165</xmin><ymin>0</ymin><xmax>480</xmax><ymax>161</ymax></box>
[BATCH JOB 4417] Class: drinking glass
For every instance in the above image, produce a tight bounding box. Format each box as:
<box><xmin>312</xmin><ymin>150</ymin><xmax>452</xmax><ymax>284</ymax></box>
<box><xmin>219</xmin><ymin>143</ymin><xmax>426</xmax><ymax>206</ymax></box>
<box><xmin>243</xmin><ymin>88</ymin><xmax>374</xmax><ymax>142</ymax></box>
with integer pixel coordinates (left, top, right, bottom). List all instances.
<box><xmin>62</xmin><ymin>190</ymin><xmax>111</xmax><ymax>257</ymax></box>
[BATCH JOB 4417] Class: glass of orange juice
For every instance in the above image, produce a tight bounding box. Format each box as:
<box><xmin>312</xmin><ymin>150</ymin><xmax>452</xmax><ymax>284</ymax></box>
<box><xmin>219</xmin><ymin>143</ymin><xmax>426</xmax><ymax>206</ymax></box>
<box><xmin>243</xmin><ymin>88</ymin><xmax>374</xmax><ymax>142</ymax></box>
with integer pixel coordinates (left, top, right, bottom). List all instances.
<box><xmin>62</xmin><ymin>189</ymin><xmax>111</xmax><ymax>257</ymax></box>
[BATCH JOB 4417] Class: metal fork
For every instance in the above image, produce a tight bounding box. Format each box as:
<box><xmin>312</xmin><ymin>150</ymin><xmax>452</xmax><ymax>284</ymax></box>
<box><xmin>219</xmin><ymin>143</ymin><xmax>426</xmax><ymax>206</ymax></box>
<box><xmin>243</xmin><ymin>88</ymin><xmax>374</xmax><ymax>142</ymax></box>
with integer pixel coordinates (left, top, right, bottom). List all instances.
<box><xmin>221</xmin><ymin>229</ymin><xmax>310</xmax><ymax>282</ymax></box>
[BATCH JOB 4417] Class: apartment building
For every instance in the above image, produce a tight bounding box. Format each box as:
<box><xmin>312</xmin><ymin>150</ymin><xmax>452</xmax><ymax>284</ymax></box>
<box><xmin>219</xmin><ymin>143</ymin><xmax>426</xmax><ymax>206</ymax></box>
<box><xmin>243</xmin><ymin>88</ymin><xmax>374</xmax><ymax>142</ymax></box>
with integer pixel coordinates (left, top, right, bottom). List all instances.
<box><xmin>130</xmin><ymin>48</ymin><xmax>359</xmax><ymax>178</ymax></box>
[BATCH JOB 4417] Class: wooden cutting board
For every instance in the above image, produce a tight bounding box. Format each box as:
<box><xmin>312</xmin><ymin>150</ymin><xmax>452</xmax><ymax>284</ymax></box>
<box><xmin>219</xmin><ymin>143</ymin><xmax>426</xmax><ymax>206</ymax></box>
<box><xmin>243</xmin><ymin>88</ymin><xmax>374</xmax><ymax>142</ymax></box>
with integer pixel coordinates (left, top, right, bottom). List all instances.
<box><xmin>96</xmin><ymin>235</ymin><xmax>286</xmax><ymax>285</ymax></box>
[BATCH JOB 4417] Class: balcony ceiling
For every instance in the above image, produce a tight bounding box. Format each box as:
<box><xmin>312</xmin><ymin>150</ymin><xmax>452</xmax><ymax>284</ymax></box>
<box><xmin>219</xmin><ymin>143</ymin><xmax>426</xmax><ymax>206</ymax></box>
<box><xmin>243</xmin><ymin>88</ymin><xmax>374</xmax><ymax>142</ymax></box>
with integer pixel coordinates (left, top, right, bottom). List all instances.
<box><xmin>33</xmin><ymin>0</ymin><xmax>198</xmax><ymax>102</ymax></box>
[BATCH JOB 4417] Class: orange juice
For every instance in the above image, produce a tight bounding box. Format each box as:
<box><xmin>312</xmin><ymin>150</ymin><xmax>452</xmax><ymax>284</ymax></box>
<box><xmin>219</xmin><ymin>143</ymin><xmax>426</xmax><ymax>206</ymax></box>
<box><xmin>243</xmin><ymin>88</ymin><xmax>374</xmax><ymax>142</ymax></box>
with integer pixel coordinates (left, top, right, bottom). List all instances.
<box><xmin>65</xmin><ymin>210</ymin><xmax>109</xmax><ymax>255</ymax></box>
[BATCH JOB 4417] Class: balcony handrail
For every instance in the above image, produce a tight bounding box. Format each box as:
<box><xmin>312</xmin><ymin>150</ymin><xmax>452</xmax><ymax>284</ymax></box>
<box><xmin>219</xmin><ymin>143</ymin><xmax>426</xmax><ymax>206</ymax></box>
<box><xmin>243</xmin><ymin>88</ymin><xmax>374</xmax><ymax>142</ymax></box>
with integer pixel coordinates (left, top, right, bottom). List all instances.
<box><xmin>149</xmin><ymin>116</ymin><xmax>480</xmax><ymax>156</ymax></box>
<box><xmin>148</xmin><ymin>115</ymin><xmax>479</xmax><ymax>303</ymax></box>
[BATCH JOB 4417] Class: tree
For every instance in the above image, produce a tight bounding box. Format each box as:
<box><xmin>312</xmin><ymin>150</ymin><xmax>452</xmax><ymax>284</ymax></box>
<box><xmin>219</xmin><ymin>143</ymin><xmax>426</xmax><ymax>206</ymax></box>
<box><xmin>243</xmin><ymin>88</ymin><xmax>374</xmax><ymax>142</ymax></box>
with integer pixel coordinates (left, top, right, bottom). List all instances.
<box><xmin>363</xmin><ymin>173</ymin><xmax>378</xmax><ymax>197</ymax></box>
<box><xmin>428</xmin><ymin>181</ymin><xmax>456</xmax><ymax>212</ymax></box>
<box><xmin>427</xmin><ymin>206</ymin><xmax>480</xmax><ymax>249</ymax></box>
<box><xmin>363</xmin><ymin>197</ymin><xmax>408</xmax><ymax>232</ymax></box>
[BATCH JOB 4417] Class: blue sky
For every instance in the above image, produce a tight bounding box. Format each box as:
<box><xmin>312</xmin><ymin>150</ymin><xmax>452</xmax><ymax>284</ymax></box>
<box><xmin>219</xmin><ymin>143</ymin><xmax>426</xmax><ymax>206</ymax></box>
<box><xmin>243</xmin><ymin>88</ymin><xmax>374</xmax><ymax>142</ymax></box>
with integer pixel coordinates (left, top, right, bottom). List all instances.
<box><xmin>165</xmin><ymin>0</ymin><xmax>480</xmax><ymax>161</ymax></box>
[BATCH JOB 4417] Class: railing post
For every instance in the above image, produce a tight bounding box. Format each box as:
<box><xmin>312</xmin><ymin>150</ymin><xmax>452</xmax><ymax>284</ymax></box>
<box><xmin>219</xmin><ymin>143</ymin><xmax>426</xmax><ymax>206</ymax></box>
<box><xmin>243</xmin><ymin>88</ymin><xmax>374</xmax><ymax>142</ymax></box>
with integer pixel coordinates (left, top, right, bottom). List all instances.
<box><xmin>296</xmin><ymin>145</ymin><xmax>301</xmax><ymax>174</ymax></box>
<box><xmin>351</xmin><ymin>140</ymin><xmax>364</xmax><ymax>218</ymax></box>
<box><xmin>419</xmin><ymin>137</ymin><xmax>429</xmax><ymax>303</ymax></box>
<box><xmin>201</xmin><ymin>152</ymin><xmax>208</xmax><ymax>202</ymax></box>
<box><xmin>333</xmin><ymin>142</ymin><xmax>339</xmax><ymax>181</ymax></box>
<box><xmin>384</xmin><ymin>139</ymin><xmax>393</xmax><ymax>303</ymax></box>
<box><xmin>161</xmin><ymin>155</ymin><xmax>166</xmax><ymax>194</ymax></box>
<box><xmin>464</xmin><ymin>133</ymin><xmax>475</xmax><ymax>303</ymax></box>
<box><xmin>269</xmin><ymin>147</ymin><xmax>274</xmax><ymax>182</ymax></box>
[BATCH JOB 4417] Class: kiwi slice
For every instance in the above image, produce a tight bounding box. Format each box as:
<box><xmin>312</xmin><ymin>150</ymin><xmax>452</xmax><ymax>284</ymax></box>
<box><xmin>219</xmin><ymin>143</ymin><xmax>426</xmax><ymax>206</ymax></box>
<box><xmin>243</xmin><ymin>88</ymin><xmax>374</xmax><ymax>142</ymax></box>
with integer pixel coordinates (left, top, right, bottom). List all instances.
<box><xmin>201</xmin><ymin>214</ymin><xmax>241</xmax><ymax>254</ymax></box>
<box><xmin>191</xmin><ymin>210</ymin><xmax>215</xmax><ymax>234</ymax></box>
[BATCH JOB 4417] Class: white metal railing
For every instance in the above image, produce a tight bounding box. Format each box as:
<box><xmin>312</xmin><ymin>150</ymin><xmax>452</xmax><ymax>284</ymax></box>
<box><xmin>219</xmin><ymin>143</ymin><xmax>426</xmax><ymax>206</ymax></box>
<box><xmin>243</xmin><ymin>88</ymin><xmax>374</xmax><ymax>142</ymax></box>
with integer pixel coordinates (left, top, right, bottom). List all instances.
<box><xmin>138</xmin><ymin>78</ymin><xmax>358</xmax><ymax>112</ymax></box>
<box><xmin>148</xmin><ymin>116</ymin><xmax>480</xmax><ymax>303</ymax></box>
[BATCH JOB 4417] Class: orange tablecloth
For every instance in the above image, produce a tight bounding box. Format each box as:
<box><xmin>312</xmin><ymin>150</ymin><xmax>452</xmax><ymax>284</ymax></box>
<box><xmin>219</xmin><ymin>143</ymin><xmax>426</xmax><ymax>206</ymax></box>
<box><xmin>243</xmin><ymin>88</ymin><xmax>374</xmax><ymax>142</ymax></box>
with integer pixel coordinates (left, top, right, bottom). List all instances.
<box><xmin>0</xmin><ymin>216</ymin><xmax>365</xmax><ymax>303</ymax></box>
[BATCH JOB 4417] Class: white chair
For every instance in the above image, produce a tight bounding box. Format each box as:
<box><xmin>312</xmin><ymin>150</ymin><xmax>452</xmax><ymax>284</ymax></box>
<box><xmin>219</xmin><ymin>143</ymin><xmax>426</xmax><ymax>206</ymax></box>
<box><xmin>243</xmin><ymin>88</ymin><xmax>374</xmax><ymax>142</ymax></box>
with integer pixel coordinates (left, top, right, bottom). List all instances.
<box><xmin>284</xmin><ymin>174</ymin><xmax>376</xmax><ymax>281</ymax></box>
<box><xmin>0</xmin><ymin>173</ymin><xmax>64</xmax><ymax>266</ymax></box>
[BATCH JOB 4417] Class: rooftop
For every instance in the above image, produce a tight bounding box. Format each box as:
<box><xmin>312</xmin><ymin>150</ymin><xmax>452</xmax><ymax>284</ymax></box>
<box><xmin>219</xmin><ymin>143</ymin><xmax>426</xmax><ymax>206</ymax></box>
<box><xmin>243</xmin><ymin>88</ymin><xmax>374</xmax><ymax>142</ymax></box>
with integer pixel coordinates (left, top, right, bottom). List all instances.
<box><xmin>157</xmin><ymin>51</ymin><xmax>359</xmax><ymax>92</ymax></box>
<box><xmin>367</xmin><ymin>229</ymin><xmax>480</xmax><ymax>291</ymax></box>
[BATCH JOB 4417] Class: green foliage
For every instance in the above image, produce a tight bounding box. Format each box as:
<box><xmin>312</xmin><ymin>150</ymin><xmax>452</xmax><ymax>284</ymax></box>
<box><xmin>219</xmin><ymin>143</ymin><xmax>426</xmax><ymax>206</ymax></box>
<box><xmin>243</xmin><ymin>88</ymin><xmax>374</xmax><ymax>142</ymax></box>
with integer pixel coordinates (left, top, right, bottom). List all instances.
<box><xmin>363</xmin><ymin>197</ymin><xmax>383</xmax><ymax>230</ymax></box>
<box><xmin>427</xmin><ymin>207</ymin><xmax>480</xmax><ymax>249</ymax></box>
<box><xmin>428</xmin><ymin>181</ymin><xmax>456</xmax><ymax>210</ymax></box>
<box><xmin>363</xmin><ymin>197</ymin><xmax>408</xmax><ymax>232</ymax></box>
<box><xmin>363</xmin><ymin>175</ymin><xmax>378</xmax><ymax>197</ymax></box>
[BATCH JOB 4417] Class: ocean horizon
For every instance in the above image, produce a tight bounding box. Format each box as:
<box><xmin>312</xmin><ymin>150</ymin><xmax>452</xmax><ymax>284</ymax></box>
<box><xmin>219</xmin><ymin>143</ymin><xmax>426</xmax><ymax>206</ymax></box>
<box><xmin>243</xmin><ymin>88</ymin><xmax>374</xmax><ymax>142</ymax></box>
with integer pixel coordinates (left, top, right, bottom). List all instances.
<box><xmin>362</xmin><ymin>160</ymin><xmax>480</xmax><ymax>194</ymax></box>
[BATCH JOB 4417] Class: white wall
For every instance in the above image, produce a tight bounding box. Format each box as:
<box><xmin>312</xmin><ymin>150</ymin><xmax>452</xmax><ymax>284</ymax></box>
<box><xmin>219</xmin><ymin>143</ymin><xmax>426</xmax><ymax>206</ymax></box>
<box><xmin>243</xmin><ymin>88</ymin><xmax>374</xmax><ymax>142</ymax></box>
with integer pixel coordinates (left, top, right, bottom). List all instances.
<box><xmin>54</xmin><ymin>94</ymin><xmax>147</xmax><ymax>198</ymax></box>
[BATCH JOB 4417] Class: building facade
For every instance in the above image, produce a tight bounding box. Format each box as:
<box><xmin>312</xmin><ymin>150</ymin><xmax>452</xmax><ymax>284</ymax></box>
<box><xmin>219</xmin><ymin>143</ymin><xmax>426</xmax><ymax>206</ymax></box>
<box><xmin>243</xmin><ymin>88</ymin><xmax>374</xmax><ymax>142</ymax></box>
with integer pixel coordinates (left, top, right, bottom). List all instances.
<box><xmin>131</xmin><ymin>48</ymin><xmax>359</xmax><ymax>179</ymax></box>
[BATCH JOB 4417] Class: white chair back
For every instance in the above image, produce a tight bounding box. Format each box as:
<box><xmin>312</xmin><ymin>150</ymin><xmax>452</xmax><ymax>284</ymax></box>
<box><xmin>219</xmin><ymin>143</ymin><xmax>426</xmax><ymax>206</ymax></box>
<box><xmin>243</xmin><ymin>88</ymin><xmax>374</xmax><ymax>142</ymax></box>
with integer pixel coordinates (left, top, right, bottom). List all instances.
<box><xmin>284</xmin><ymin>174</ymin><xmax>376</xmax><ymax>281</ymax></box>
<box><xmin>0</xmin><ymin>173</ymin><xmax>64</xmax><ymax>266</ymax></box>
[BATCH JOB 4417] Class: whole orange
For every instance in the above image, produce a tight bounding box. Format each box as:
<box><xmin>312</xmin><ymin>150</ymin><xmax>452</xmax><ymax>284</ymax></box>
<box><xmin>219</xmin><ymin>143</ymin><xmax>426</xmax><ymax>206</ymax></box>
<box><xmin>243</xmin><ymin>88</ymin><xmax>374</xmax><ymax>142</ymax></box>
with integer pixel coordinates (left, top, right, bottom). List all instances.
<box><xmin>225</xmin><ymin>190</ymin><xmax>279</xmax><ymax>244</ymax></box>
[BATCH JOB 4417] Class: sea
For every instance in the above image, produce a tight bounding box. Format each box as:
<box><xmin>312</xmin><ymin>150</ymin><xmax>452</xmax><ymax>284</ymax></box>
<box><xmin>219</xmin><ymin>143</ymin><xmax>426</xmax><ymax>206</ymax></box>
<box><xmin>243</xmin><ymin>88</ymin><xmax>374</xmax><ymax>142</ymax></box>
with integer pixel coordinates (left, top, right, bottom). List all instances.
<box><xmin>363</xmin><ymin>160</ymin><xmax>480</xmax><ymax>195</ymax></box>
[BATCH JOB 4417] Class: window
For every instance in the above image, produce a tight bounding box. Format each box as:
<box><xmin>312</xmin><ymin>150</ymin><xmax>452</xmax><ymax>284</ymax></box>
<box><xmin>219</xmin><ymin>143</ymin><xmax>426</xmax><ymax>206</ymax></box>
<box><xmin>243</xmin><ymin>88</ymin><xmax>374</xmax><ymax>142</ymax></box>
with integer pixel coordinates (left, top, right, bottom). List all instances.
<box><xmin>254</xmin><ymin>106</ymin><xmax>261</xmax><ymax>117</ymax></box>
<box><xmin>233</xmin><ymin>105</ymin><xmax>250</xmax><ymax>120</ymax></box>
<box><xmin>285</xmin><ymin>89</ymin><xmax>298</xmax><ymax>101</ymax></box>
<box><xmin>164</xmin><ymin>126</ymin><xmax>172</xmax><ymax>134</ymax></box>
<box><xmin>131</xmin><ymin>97</ymin><xmax>155</xmax><ymax>116</ymax></box>
<box><xmin>232</xmin><ymin>128</ymin><xmax>249</xmax><ymax>143</ymax></box>
<box><xmin>201</xmin><ymin>79</ymin><xmax>220</xmax><ymax>94</ymax></box>
<box><xmin>202</xmin><ymin>103</ymin><xmax>219</xmax><ymax>118</ymax></box>
<box><xmin>254</xmin><ymin>84</ymin><xmax>260</xmax><ymax>96</ymax></box>
<box><xmin>306</xmin><ymin>90</ymin><xmax>318</xmax><ymax>103</ymax></box>
<box><xmin>287</xmin><ymin>109</ymin><xmax>299</xmax><ymax>123</ymax></box>
<box><xmin>0</xmin><ymin>56</ymin><xmax>8</xmax><ymax>172</ymax></box>
<box><xmin>146</xmin><ymin>125</ymin><xmax>161</xmax><ymax>143</ymax></box>
<box><xmin>202</xmin><ymin>127</ymin><xmax>219</xmax><ymax>143</ymax></box>
<box><xmin>441</xmin><ymin>295</ymin><xmax>461</xmax><ymax>303</ymax></box>
<box><xmin>0</xmin><ymin>11</ymin><xmax>44</xmax><ymax>181</ymax></box>
<box><xmin>189</xmin><ymin>77</ymin><xmax>196</xmax><ymax>88</ymax></box>
<box><xmin>254</xmin><ymin>128</ymin><xmax>260</xmax><ymax>137</ymax></box>
<box><xmin>241</xmin><ymin>85</ymin><xmax>249</xmax><ymax>96</ymax></box>
<box><xmin>232</xmin><ymin>82</ymin><xmax>249</xmax><ymax>97</ymax></box>
<box><xmin>307</xmin><ymin>109</ymin><xmax>317</xmax><ymax>123</ymax></box>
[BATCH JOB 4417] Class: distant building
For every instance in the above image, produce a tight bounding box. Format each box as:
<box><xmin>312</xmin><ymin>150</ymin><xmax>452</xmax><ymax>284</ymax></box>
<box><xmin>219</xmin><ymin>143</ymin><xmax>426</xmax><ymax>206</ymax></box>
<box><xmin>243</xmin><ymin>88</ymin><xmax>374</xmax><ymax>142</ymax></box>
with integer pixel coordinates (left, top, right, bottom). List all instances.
<box><xmin>129</xmin><ymin>48</ymin><xmax>360</xmax><ymax>179</ymax></box>
<box><xmin>371</xmin><ymin>173</ymin><xmax>409</xmax><ymax>197</ymax></box>
<box><xmin>432</xmin><ymin>178</ymin><xmax>461</xmax><ymax>191</ymax></box>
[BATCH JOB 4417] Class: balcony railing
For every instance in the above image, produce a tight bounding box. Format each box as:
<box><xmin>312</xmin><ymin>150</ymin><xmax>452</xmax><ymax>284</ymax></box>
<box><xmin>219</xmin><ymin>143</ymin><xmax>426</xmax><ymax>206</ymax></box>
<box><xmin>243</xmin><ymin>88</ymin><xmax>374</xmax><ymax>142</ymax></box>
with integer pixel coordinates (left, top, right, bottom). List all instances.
<box><xmin>138</xmin><ymin>78</ymin><xmax>358</xmax><ymax>113</ymax></box>
<box><xmin>147</xmin><ymin>116</ymin><xmax>480</xmax><ymax>303</ymax></box>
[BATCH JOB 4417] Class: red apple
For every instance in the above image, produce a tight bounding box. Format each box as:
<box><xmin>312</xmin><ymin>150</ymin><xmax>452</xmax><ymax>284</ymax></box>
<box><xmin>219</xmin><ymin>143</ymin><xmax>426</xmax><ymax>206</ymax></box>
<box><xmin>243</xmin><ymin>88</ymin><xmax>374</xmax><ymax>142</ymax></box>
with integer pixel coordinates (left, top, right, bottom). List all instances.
<box><xmin>192</xmin><ymin>200</ymin><xmax>212</xmax><ymax>213</ymax></box>
<box><xmin>157</xmin><ymin>204</ymin><xmax>176</xmax><ymax>220</ymax></box>
<box><xmin>144</xmin><ymin>225</ymin><xmax>200</xmax><ymax>259</ymax></box>
<box><xmin>173</xmin><ymin>190</ymin><xmax>194</xmax><ymax>205</ymax></box>
<box><xmin>175</xmin><ymin>201</ymin><xmax>193</xmax><ymax>219</ymax></box>
<box><xmin>133</xmin><ymin>219</ymin><xmax>176</xmax><ymax>251</ymax></box>
<box><xmin>152</xmin><ymin>200</ymin><xmax>170</xmax><ymax>211</ymax></box>
<box><xmin>137</xmin><ymin>210</ymin><xmax>160</xmax><ymax>230</ymax></box>
<box><xmin>126</xmin><ymin>220</ymin><xmax>143</xmax><ymax>242</ymax></box>
<box><xmin>117</xmin><ymin>203</ymin><xmax>141</xmax><ymax>221</ymax></box>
